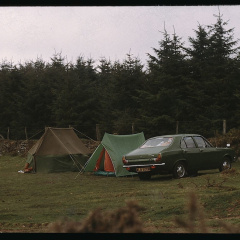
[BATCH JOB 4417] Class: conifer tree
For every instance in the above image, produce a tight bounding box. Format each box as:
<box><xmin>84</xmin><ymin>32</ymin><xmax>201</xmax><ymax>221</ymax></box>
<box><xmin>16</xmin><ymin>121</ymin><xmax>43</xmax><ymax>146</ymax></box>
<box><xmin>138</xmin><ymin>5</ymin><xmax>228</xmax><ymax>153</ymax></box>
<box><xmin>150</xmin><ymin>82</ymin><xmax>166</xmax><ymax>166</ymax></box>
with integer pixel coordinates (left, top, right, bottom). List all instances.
<box><xmin>185</xmin><ymin>23</ymin><xmax>215</xmax><ymax>133</ymax></box>
<box><xmin>109</xmin><ymin>53</ymin><xmax>145</xmax><ymax>134</ymax></box>
<box><xmin>186</xmin><ymin>11</ymin><xmax>240</xmax><ymax>133</ymax></box>
<box><xmin>139</xmin><ymin>28</ymin><xmax>189</xmax><ymax>136</ymax></box>
<box><xmin>207</xmin><ymin>11</ymin><xmax>239</xmax><ymax>125</ymax></box>
<box><xmin>96</xmin><ymin>58</ymin><xmax>115</xmax><ymax>134</ymax></box>
<box><xmin>0</xmin><ymin>61</ymin><xmax>16</xmax><ymax>137</ymax></box>
<box><xmin>50</xmin><ymin>55</ymin><xmax>99</xmax><ymax>138</ymax></box>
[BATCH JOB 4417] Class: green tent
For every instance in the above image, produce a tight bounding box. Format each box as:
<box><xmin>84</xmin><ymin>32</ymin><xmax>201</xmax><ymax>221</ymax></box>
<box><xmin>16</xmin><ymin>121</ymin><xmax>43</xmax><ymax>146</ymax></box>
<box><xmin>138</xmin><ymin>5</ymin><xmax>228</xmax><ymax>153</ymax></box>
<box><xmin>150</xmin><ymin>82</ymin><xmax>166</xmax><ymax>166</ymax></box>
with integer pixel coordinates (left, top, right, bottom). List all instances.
<box><xmin>26</xmin><ymin>127</ymin><xmax>91</xmax><ymax>173</ymax></box>
<box><xmin>84</xmin><ymin>132</ymin><xmax>145</xmax><ymax>177</ymax></box>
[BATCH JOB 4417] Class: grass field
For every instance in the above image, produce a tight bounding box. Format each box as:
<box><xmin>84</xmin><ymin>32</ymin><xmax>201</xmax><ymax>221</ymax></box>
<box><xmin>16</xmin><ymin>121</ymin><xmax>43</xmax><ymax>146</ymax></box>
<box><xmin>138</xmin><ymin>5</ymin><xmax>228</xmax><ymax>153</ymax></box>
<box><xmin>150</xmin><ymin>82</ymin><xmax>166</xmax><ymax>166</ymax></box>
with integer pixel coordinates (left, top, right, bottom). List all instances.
<box><xmin>0</xmin><ymin>154</ymin><xmax>240</xmax><ymax>233</ymax></box>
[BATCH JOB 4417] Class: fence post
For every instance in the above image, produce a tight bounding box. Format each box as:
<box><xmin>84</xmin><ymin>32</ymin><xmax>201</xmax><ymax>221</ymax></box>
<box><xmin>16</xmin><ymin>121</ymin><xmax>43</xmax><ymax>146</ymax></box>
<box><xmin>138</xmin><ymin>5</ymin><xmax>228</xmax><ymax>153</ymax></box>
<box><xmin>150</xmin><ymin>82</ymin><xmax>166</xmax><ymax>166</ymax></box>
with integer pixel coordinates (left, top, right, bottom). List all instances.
<box><xmin>7</xmin><ymin>127</ymin><xmax>9</xmax><ymax>140</ymax></box>
<box><xmin>132</xmin><ymin>123</ymin><xmax>135</xmax><ymax>134</ymax></box>
<box><xmin>25</xmin><ymin>127</ymin><xmax>28</xmax><ymax>140</ymax></box>
<box><xmin>223</xmin><ymin>120</ymin><xmax>226</xmax><ymax>135</ymax></box>
<box><xmin>96</xmin><ymin>124</ymin><xmax>101</xmax><ymax>141</ymax></box>
<box><xmin>176</xmin><ymin>121</ymin><xmax>179</xmax><ymax>134</ymax></box>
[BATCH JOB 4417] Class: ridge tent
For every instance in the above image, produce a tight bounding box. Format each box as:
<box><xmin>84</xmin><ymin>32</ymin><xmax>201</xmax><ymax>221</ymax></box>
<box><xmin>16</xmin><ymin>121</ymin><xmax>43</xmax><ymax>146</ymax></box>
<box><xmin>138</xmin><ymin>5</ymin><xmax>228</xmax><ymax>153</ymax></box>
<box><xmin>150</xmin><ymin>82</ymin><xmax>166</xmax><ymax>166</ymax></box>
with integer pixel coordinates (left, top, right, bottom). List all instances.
<box><xmin>84</xmin><ymin>132</ymin><xmax>145</xmax><ymax>177</ymax></box>
<box><xmin>26</xmin><ymin>127</ymin><xmax>91</xmax><ymax>173</ymax></box>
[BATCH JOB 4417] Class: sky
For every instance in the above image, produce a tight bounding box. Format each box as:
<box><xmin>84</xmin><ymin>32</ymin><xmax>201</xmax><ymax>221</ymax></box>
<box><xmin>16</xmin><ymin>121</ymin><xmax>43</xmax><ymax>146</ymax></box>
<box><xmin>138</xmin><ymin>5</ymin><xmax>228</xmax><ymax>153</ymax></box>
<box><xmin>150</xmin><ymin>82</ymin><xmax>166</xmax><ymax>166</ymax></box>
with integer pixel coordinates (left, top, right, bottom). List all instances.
<box><xmin>0</xmin><ymin>5</ymin><xmax>240</xmax><ymax>68</ymax></box>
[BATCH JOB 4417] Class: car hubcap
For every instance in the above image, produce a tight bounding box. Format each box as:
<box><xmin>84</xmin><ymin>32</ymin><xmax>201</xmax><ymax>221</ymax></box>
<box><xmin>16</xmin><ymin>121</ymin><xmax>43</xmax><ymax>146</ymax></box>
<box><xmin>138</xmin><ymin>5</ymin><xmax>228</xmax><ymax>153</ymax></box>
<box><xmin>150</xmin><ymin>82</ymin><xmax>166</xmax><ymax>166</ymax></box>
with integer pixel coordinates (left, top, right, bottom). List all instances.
<box><xmin>222</xmin><ymin>161</ymin><xmax>230</xmax><ymax>170</ymax></box>
<box><xmin>177</xmin><ymin>165</ymin><xmax>185</xmax><ymax>177</ymax></box>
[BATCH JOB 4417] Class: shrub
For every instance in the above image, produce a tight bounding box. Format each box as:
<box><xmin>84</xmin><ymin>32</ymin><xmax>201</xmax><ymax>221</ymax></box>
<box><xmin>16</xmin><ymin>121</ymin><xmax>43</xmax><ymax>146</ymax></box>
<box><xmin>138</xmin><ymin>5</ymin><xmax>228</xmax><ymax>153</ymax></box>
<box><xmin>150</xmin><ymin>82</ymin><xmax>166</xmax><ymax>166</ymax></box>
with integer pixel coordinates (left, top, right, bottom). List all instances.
<box><xmin>46</xmin><ymin>200</ymin><xmax>146</xmax><ymax>233</ymax></box>
<box><xmin>209</xmin><ymin>128</ymin><xmax>240</xmax><ymax>157</ymax></box>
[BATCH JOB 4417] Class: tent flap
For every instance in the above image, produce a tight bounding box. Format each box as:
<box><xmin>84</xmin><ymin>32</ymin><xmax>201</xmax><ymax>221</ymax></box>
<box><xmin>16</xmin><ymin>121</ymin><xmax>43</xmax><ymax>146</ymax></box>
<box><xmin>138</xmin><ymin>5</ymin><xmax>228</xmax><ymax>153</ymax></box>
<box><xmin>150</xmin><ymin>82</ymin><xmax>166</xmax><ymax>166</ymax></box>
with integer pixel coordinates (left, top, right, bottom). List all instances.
<box><xmin>94</xmin><ymin>148</ymin><xmax>105</xmax><ymax>172</ymax></box>
<box><xmin>104</xmin><ymin>150</ymin><xmax>114</xmax><ymax>172</ymax></box>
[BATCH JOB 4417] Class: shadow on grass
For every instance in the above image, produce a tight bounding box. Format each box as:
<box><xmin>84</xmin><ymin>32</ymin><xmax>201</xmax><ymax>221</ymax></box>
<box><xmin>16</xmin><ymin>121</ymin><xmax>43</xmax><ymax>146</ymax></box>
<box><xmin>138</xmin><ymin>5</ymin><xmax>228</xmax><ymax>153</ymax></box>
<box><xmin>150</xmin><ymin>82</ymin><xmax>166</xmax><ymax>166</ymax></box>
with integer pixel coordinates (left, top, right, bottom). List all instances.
<box><xmin>144</xmin><ymin>170</ymin><xmax>220</xmax><ymax>182</ymax></box>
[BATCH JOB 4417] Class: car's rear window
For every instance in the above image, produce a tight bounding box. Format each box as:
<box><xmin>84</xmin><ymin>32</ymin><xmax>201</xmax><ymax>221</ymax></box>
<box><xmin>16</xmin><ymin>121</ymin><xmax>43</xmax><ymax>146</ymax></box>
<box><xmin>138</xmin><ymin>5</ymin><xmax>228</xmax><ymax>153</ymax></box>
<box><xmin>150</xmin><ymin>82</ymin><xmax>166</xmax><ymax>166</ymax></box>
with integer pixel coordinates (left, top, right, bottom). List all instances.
<box><xmin>140</xmin><ymin>137</ymin><xmax>173</xmax><ymax>148</ymax></box>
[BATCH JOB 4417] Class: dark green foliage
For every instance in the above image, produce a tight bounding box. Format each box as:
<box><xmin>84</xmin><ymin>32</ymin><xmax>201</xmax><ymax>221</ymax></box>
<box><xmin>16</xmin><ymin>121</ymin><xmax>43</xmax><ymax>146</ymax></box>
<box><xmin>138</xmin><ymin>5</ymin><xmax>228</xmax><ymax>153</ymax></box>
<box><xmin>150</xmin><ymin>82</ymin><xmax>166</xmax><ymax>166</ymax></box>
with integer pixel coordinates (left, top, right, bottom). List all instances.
<box><xmin>0</xmin><ymin>13</ymin><xmax>240</xmax><ymax>139</ymax></box>
<box><xmin>50</xmin><ymin>56</ymin><xmax>99</xmax><ymax>138</ymax></box>
<box><xmin>136</xmin><ymin>29</ymin><xmax>191</xmax><ymax>137</ymax></box>
<box><xmin>109</xmin><ymin>54</ymin><xmax>146</xmax><ymax>134</ymax></box>
<box><xmin>185</xmin><ymin>12</ymin><xmax>240</xmax><ymax>136</ymax></box>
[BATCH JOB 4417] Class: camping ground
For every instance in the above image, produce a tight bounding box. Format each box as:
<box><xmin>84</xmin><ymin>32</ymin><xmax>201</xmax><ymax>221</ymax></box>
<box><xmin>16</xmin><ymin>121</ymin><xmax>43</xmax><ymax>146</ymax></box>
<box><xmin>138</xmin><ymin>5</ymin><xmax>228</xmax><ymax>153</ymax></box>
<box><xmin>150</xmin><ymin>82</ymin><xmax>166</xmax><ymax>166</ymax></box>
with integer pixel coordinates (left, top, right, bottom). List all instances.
<box><xmin>0</xmin><ymin>154</ymin><xmax>240</xmax><ymax>233</ymax></box>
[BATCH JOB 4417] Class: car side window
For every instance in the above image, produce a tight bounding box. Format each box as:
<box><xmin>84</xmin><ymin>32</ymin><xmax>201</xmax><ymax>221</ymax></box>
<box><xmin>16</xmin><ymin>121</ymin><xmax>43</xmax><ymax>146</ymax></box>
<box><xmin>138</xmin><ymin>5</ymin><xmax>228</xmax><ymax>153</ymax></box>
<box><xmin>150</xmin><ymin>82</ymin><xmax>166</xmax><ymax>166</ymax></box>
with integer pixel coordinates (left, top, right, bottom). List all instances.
<box><xmin>183</xmin><ymin>137</ymin><xmax>196</xmax><ymax>148</ymax></box>
<box><xmin>181</xmin><ymin>139</ymin><xmax>187</xmax><ymax>148</ymax></box>
<box><xmin>193</xmin><ymin>136</ymin><xmax>206</xmax><ymax>148</ymax></box>
<box><xmin>204</xmin><ymin>139</ymin><xmax>213</xmax><ymax>148</ymax></box>
<box><xmin>193</xmin><ymin>136</ymin><xmax>213</xmax><ymax>148</ymax></box>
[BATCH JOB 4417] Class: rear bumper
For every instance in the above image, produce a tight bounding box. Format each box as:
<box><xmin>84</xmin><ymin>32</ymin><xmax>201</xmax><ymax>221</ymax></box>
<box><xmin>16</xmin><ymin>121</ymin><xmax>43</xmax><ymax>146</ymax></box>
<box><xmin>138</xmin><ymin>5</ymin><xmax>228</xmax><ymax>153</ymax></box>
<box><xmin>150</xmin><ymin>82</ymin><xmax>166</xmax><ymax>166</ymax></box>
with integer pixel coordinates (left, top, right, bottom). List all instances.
<box><xmin>123</xmin><ymin>163</ymin><xmax>168</xmax><ymax>175</ymax></box>
<box><xmin>123</xmin><ymin>163</ymin><xmax>165</xmax><ymax>168</ymax></box>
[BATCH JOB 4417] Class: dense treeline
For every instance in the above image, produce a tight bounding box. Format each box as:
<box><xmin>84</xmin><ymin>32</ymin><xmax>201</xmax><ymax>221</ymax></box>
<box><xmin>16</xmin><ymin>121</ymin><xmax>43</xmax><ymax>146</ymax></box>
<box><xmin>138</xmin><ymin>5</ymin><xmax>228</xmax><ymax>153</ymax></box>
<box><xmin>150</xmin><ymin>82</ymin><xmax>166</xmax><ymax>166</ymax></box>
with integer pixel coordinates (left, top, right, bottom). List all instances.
<box><xmin>1</xmin><ymin>13</ymin><xmax>240</xmax><ymax>140</ymax></box>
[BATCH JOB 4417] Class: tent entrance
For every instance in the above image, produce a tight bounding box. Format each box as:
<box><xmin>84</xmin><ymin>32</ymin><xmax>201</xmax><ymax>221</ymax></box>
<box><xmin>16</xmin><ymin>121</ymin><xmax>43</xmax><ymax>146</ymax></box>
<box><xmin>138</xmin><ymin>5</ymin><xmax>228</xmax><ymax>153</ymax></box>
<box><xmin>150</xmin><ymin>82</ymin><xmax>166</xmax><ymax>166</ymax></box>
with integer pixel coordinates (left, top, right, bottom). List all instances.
<box><xmin>94</xmin><ymin>148</ymin><xmax>115</xmax><ymax>175</ymax></box>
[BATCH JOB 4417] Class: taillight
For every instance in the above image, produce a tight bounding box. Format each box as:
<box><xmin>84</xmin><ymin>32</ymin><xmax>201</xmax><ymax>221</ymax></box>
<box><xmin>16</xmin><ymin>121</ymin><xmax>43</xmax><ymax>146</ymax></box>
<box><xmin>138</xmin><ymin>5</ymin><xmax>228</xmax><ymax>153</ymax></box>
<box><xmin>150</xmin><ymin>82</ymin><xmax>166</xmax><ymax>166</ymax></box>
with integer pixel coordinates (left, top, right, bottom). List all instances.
<box><xmin>126</xmin><ymin>167</ymin><xmax>130</xmax><ymax>171</ymax></box>
<box><xmin>122</xmin><ymin>156</ymin><xmax>128</xmax><ymax>164</ymax></box>
<box><xmin>155</xmin><ymin>153</ymin><xmax>162</xmax><ymax>162</ymax></box>
<box><xmin>151</xmin><ymin>165</ymin><xmax>156</xmax><ymax>169</ymax></box>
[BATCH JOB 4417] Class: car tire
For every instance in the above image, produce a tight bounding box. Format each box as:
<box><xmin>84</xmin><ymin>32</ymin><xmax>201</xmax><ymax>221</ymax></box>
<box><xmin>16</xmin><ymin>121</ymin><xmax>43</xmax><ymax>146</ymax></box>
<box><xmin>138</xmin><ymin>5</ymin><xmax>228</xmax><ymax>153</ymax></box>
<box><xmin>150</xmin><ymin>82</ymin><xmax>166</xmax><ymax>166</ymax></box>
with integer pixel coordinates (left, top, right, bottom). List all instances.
<box><xmin>219</xmin><ymin>157</ymin><xmax>231</xmax><ymax>172</ymax></box>
<box><xmin>138</xmin><ymin>172</ymin><xmax>151</xmax><ymax>180</ymax></box>
<box><xmin>173</xmin><ymin>162</ymin><xmax>187</xmax><ymax>179</ymax></box>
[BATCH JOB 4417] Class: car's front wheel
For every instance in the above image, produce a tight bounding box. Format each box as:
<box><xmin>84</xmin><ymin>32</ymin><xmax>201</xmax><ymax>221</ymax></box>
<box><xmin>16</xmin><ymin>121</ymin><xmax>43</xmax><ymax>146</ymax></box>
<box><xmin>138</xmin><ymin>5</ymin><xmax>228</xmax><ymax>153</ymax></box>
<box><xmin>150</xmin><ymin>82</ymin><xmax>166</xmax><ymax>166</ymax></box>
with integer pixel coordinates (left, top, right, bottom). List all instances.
<box><xmin>219</xmin><ymin>157</ymin><xmax>231</xmax><ymax>172</ymax></box>
<box><xmin>138</xmin><ymin>172</ymin><xmax>151</xmax><ymax>180</ymax></box>
<box><xmin>173</xmin><ymin>162</ymin><xmax>187</xmax><ymax>179</ymax></box>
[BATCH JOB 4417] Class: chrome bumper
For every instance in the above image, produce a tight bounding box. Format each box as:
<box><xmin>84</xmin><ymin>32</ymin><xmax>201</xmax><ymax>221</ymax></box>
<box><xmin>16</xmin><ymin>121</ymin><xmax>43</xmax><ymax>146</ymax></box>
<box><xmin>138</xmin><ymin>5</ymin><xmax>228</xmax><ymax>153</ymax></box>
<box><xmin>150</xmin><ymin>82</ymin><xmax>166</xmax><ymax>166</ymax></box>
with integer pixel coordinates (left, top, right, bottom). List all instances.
<box><xmin>123</xmin><ymin>163</ymin><xmax>165</xmax><ymax>168</ymax></box>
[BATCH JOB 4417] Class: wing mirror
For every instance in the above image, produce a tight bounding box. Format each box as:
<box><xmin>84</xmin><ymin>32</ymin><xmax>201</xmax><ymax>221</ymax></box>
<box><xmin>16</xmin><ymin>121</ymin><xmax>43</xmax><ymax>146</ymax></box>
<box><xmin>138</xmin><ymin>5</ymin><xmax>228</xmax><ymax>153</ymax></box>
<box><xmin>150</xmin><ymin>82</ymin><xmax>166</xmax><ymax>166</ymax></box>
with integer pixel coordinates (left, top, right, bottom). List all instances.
<box><xmin>226</xmin><ymin>144</ymin><xmax>230</xmax><ymax>148</ymax></box>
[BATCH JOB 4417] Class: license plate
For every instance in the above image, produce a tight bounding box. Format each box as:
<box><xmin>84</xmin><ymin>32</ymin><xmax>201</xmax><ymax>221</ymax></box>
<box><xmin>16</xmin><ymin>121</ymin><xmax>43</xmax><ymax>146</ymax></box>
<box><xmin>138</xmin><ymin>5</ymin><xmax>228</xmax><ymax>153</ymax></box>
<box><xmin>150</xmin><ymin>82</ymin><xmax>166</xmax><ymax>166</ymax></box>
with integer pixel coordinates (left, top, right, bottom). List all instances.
<box><xmin>136</xmin><ymin>167</ymin><xmax>150</xmax><ymax>172</ymax></box>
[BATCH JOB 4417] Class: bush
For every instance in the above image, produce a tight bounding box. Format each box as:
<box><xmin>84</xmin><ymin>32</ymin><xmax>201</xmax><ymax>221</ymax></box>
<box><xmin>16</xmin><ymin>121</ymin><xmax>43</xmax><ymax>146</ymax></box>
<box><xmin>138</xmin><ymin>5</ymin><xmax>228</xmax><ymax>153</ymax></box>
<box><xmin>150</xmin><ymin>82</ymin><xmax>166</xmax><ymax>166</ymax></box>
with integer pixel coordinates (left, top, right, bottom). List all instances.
<box><xmin>209</xmin><ymin>128</ymin><xmax>240</xmax><ymax>157</ymax></box>
<box><xmin>46</xmin><ymin>200</ymin><xmax>146</xmax><ymax>233</ymax></box>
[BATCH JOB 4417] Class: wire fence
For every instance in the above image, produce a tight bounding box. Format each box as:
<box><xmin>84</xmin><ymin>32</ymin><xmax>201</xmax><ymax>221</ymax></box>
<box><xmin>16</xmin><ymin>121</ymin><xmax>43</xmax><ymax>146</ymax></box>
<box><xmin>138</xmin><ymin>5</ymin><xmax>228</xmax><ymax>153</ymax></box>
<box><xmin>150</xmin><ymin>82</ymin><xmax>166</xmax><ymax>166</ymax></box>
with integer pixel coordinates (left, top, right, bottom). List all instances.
<box><xmin>0</xmin><ymin>119</ymin><xmax>232</xmax><ymax>141</ymax></box>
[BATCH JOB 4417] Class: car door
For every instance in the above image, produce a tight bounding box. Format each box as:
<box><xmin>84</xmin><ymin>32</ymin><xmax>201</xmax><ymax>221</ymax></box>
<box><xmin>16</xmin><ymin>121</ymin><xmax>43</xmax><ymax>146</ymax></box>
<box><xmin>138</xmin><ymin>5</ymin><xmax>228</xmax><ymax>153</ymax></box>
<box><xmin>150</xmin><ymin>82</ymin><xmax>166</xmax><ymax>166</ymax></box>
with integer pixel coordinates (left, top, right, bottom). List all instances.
<box><xmin>181</xmin><ymin>136</ymin><xmax>206</xmax><ymax>171</ymax></box>
<box><xmin>192</xmin><ymin>136</ymin><xmax>220</xmax><ymax>169</ymax></box>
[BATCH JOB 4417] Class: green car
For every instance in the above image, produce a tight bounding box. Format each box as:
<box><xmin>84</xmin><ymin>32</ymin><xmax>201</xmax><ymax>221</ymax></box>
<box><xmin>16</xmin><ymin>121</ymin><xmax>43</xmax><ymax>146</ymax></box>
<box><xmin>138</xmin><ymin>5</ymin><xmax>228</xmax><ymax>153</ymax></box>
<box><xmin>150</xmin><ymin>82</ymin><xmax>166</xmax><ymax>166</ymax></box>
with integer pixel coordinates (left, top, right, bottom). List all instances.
<box><xmin>122</xmin><ymin>134</ymin><xmax>236</xmax><ymax>180</ymax></box>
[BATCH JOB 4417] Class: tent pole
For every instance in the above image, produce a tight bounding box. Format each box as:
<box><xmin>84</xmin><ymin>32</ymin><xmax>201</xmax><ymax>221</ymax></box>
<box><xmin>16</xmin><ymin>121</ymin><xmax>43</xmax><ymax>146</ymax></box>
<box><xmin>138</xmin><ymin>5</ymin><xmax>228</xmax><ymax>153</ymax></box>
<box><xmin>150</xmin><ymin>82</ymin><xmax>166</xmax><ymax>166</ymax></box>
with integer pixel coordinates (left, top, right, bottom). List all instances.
<box><xmin>69</xmin><ymin>154</ymin><xmax>83</xmax><ymax>172</ymax></box>
<box><xmin>73</xmin><ymin>128</ymin><xmax>97</xmax><ymax>142</ymax></box>
<box><xmin>34</xmin><ymin>156</ymin><xmax>37</xmax><ymax>173</ymax></box>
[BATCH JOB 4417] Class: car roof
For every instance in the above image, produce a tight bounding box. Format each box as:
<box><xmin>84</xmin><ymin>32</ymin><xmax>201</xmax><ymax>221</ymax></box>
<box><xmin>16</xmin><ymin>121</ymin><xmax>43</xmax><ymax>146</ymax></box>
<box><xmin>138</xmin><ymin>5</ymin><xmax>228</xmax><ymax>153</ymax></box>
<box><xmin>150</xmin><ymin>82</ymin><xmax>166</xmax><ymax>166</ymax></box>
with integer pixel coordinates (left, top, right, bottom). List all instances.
<box><xmin>148</xmin><ymin>134</ymin><xmax>201</xmax><ymax>139</ymax></box>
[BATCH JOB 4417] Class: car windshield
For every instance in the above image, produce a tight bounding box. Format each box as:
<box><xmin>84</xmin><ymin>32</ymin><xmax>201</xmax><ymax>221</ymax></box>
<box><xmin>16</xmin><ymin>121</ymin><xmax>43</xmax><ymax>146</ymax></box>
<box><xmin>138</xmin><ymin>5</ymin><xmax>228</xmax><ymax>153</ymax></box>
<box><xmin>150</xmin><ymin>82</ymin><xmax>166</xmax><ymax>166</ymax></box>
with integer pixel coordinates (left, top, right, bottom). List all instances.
<box><xmin>140</xmin><ymin>137</ymin><xmax>173</xmax><ymax>148</ymax></box>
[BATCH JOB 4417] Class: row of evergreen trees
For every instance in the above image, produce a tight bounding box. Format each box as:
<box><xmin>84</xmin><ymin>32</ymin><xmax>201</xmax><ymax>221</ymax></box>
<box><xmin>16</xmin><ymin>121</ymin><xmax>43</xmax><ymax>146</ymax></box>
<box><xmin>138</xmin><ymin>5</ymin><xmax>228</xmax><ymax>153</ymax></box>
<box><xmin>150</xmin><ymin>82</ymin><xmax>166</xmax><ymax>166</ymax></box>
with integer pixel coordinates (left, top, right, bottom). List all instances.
<box><xmin>1</xmin><ymin>13</ymin><xmax>240</xmax><ymax>140</ymax></box>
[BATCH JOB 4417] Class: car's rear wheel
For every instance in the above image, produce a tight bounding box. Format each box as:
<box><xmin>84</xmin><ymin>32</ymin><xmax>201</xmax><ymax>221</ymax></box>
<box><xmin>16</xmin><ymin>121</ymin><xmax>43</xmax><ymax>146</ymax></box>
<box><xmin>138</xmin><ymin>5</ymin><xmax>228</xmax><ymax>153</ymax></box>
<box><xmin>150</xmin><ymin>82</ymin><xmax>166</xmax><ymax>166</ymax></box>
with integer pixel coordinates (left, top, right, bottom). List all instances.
<box><xmin>138</xmin><ymin>172</ymin><xmax>151</xmax><ymax>180</ymax></box>
<box><xmin>173</xmin><ymin>162</ymin><xmax>186</xmax><ymax>179</ymax></box>
<box><xmin>219</xmin><ymin>157</ymin><xmax>231</xmax><ymax>172</ymax></box>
